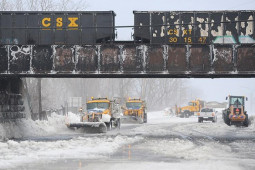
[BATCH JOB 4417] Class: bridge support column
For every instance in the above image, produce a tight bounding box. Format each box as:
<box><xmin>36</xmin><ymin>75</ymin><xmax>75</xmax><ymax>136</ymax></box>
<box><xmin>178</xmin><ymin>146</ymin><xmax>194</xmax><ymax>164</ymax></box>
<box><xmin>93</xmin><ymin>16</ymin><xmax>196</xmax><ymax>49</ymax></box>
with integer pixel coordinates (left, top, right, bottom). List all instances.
<box><xmin>0</xmin><ymin>77</ymin><xmax>32</xmax><ymax>123</ymax></box>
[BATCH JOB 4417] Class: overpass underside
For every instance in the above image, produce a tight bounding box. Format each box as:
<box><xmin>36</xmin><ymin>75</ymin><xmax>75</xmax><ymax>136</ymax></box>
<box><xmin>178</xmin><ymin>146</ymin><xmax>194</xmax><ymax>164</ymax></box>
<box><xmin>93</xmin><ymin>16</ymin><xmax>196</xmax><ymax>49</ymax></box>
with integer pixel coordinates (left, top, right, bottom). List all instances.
<box><xmin>0</xmin><ymin>43</ymin><xmax>255</xmax><ymax>78</ymax></box>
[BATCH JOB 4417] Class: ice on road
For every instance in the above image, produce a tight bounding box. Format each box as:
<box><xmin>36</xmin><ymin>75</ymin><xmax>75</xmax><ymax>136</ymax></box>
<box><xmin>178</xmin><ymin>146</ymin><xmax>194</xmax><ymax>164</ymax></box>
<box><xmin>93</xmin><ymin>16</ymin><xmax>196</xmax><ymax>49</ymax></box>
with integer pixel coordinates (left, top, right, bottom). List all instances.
<box><xmin>0</xmin><ymin>111</ymin><xmax>255</xmax><ymax>170</ymax></box>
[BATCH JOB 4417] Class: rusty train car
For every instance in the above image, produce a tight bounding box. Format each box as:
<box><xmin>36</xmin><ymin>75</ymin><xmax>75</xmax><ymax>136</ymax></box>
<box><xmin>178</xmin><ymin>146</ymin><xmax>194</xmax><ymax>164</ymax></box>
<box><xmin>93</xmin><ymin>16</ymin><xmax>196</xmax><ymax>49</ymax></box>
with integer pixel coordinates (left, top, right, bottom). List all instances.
<box><xmin>134</xmin><ymin>11</ymin><xmax>255</xmax><ymax>44</ymax></box>
<box><xmin>0</xmin><ymin>10</ymin><xmax>254</xmax><ymax>45</ymax></box>
<box><xmin>0</xmin><ymin>11</ymin><xmax>116</xmax><ymax>45</ymax></box>
<box><xmin>0</xmin><ymin>11</ymin><xmax>254</xmax><ymax>77</ymax></box>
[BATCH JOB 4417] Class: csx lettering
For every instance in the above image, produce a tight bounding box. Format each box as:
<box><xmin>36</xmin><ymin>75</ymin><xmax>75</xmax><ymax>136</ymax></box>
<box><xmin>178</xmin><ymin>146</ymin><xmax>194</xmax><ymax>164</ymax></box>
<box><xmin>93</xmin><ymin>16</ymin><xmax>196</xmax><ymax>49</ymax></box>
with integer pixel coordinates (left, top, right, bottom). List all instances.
<box><xmin>183</xmin><ymin>29</ymin><xmax>192</xmax><ymax>35</ymax></box>
<box><xmin>56</xmin><ymin>18</ymin><xmax>63</xmax><ymax>27</ymax></box>
<box><xmin>168</xmin><ymin>29</ymin><xmax>178</xmax><ymax>35</ymax></box>
<box><xmin>41</xmin><ymin>17</ymin><xmax>79</xmax><ymax>28</ymax></box>
<box><xmin>68</xmin><ymin>18</ymin><xmax>78</xmax><ymax>27</ymax></box>
<box><xmin>42</xmin><ymin>18</ymin><xmax>51</xmax><ymax>27</ymax></box>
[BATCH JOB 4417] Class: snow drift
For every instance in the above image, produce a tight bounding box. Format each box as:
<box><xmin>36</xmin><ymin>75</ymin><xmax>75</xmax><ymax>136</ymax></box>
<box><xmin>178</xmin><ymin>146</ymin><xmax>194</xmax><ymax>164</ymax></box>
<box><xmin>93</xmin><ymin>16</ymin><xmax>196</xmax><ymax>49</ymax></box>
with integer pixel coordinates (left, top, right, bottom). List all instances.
<box><xmin>0</xmin><ymin>112</ymin><xmax>78</xmax><ymax>140</ymax></box>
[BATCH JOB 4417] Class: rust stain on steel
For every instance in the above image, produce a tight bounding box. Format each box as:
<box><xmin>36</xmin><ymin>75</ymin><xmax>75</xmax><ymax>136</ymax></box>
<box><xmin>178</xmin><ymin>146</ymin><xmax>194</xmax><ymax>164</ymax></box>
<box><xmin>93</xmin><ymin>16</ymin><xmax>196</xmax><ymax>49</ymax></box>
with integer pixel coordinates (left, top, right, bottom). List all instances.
<box><xmin>0</xmin><ymin>46</ymin><xmax>8</xmax><ymax>73</ymax></box>
<box><xmin>167</xmin><ymin>46</ymin><xmax>187</xmax><ymax>72</ymax></box>
<box><xmin>9</xmin><ymin>45</ymin><xmax>30</xmax><ymax>73</ymax></box>
<box><xmin>237</xmin><ymin>47</ymin><xmax>255</xmax><ymax>72</ymax></box>
<box><xmin>122</xmin><ymin>46</ymin><xmax>142</xmax><ymax>72</ymax></box>
<box><xmin>212</xmin><ymin>47</ymin><xmax>233</xmax><ymax>72</ymax></box>
<box><xmin>189</xmin><ymin>46</ymin><xmax>211</xmax><ymax>72</ymax></box>
<box><xmin>76</xmin><ymin>46</ymin><xmax>98</xmax><ymax>72</ymax></box>
<box><xmin>54</xmin><ymin>46</ymin><xmax>75</xmax><ymax>72</ymax></box>
<box><xmin>100</xmin><ymin>46</ymin><xmax>120</xmax><ymax>72</ymax></box>
<box><xmin>147</xmin><ymin>46</ymin><xmax>164</xmax><ymax>72</ymax></box>
<box><xmin>1</xmin><ymin>44</ymin><xmax>255</xmax><ymax>77</ymax></box>
<box><xmin>32</xmin><ymin>46</ymin><xmax>53</xmax><ymax>73</ymax></box>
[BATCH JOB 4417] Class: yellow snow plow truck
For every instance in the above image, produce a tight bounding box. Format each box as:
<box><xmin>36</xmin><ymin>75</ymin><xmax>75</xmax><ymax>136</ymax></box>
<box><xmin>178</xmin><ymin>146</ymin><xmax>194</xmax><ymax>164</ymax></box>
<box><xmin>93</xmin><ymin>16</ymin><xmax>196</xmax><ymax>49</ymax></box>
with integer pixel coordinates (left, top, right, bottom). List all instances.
<box><xmin>176</xmin><ymin>99</ymin><xmax>205</xmax><ymax>118</ymax></box>
<box><xmin>122</xmin><ymin>98</ymin><xmax>147</xmax><ymax>123</ymax></box>
<box><xmin>66</xmin><ymin>97</ymin><xmax>121</xmax><ymax>133</ymax></box>
<box><xmin>223</xmin><ymin>95</ymin><xmax>249</xmax><ymax>127</ymax></box>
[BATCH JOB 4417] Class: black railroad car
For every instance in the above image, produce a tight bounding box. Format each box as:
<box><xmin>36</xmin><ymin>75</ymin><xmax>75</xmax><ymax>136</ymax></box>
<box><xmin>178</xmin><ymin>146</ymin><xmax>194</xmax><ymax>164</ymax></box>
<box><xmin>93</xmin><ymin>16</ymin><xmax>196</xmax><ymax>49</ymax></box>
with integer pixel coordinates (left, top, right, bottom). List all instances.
<box><xmin>0</xmin><ymin>11</ymin><xmax>116</xmax><ymax>45</ymax></box>
<box><xmin>134</xmin><ymin>11</ymin><xmax>255</xmax><ymax>45</ymax></box>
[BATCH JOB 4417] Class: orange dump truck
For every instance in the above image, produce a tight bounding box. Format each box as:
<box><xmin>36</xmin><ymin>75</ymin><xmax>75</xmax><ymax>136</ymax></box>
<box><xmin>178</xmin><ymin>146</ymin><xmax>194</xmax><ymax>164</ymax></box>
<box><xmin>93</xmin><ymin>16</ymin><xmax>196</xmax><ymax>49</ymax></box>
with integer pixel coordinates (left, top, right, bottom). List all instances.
<box><xmin>122</xmin><ymin>98</ymin><xmax>147</xmax><ymax>123</ymax></box>
<box><xmin>66</xmin><ymin>97</ymin><xmax>121</xmax><ymax>133</ymax></box>
<box><xmin>176</xmin><ymin>99</ymin><xmax>205</xmax><ymax>118</ymax></box>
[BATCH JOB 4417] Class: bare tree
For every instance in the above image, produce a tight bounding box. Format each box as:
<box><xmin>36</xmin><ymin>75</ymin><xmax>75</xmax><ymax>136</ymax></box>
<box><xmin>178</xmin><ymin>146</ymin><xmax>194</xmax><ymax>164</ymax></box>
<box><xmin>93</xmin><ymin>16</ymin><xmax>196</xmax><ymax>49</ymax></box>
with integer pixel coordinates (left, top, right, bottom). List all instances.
<box><xmin>0</xmin><ymin>0</ymin><xmax>12</xmax><ymax>11</ymax></box>
<box><xmin>39</xmin><ymin>0</ymin><xmax>54</xmax><ymax>11</ymax></box>
<box><xmin>57</xmin><ymin>0</ymin><xmax>88</xmax><ymax>11</ymax></box>
<box><xmin>25</xmin><ymin>0</ymin><xmax>39</xmax><ymax>11</ymax></box>
<box><xmin>3</xmin><ymin>0</ymin><xmax>88</xmax><ymax>11</ymax></box>
<box><xmin>15</xmin><ymin>0</ymin><xmax>24</xmax><ymax>11</ymax></box>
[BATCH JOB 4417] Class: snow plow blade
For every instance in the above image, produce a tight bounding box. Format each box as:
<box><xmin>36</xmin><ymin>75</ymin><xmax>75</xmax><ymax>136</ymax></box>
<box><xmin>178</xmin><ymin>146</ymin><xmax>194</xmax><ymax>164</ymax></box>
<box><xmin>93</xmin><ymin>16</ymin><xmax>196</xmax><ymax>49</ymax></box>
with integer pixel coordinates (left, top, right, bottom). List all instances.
<box><xmin>121</xmin><ymin>116</ymin><xmax>142</xmax><ymax>124</ymax></box>
<box><xmin>67</xmin><ymin>122</ymin><xmax>107</xmax><ymax>133</ymax></box>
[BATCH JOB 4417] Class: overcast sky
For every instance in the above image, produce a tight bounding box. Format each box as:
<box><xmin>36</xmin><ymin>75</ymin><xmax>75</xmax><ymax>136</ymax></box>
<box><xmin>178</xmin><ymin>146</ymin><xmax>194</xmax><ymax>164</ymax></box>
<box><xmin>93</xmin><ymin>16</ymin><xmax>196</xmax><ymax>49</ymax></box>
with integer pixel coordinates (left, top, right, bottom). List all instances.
<box><xmin>85</xmin><ymin>0</ymin><xmax>255</xmax><ymax>40</ymax></box>
<box><xmin>85</xmin><ymin>0</ymin><xmax>255</xmax><ymax>113</ymax></box>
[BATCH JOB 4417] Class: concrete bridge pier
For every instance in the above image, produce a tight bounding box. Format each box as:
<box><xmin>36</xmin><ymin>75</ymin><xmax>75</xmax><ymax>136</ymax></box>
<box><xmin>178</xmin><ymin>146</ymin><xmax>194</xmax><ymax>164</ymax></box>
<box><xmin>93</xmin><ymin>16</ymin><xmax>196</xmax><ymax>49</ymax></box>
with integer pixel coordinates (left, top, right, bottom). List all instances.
<box><xmin>0</xmin><ymin>77</ymin><xmax>32</xmax><ymax>122</ymax></box>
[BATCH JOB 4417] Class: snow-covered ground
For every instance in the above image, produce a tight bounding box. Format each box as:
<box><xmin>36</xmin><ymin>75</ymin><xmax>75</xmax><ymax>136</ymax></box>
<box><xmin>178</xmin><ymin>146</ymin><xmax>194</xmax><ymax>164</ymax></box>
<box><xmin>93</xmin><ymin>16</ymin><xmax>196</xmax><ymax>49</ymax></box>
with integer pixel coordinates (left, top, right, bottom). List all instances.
<box><xmin>0</xmin><ymin>111</ymin><xmax>255</xmax><ymax>170</ymax></box>
<box><xmin>0</xmin><ymin>135</ymin><xmax>141</xmax><ymax>169</ymax></box>
<box><xmin>0</xmin><ymin>113</ymin><xmax>68</xmax><ymax>140</ymax></box>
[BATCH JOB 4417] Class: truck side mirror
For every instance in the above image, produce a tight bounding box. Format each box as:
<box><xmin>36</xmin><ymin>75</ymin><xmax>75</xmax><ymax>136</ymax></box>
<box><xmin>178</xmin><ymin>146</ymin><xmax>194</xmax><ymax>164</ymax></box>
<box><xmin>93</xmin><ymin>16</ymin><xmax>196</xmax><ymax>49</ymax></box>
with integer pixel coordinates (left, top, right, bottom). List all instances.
<box><xmin>226</xmin><ymin>97</ymin><xmax>228</xmax><ymax>100</ymax></box>
<box><xmin>246</xmin><ymin>97</ymin><xmax>248</xmax><ymax>101</ymax></box>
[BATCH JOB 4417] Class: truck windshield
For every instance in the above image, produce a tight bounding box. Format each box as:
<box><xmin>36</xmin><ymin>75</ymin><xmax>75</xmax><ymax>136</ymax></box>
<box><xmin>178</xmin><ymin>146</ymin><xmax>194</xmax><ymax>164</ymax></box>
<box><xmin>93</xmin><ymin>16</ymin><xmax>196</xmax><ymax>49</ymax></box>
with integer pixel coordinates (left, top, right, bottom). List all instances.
<box><xmin>87</xmin><ymin>102</ymin><xmax>109</xmax><ymax>110</ymax></box>
<box><xmin>230</xmin><ymin>97</ymin><xmax>244</xmax><ymax>106</ymax></box>
<box><xmin>188</xmin><ymin>102</ymin><xmax>194</xmax><ymax>106</ymax></box>
<box><xmin>201</xmin><ymin>108</ymin><xmax>213</xmax><ymax>112</ymax></box>
<box><xmin>126</xmin><ymin>102</ymin><xmax>142</xmax><ymax>109</ymax></box>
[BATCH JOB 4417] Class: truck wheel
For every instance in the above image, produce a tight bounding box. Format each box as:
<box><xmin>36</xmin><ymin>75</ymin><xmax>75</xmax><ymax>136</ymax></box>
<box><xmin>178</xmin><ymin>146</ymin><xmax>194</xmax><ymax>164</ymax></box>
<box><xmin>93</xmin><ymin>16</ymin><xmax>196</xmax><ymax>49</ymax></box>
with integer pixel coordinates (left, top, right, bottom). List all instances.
<box><xmin>198</xmin><ymin>117</ymin><xmax>202</xmax><ymax>123</ymax></box>
<box><xmin>224</xmin><ymin>112</ymin><xmax>231</xmax><ymax>126</ymax></box>
<box><xmin>243</xmin><ymin>114</ymin><xmax>249</xmax><ymax>127</ymax></box>
<box><xmin>184</xmin><ymin>111</ymin><xmax>190</xmax><ymax>118</ymax></box>
<box><xmin>106</xmin><ymin>121</ymin><xmax>112</xmax><ymax>131</ymax></box>
<box><xmin>200</xmin><ymin>118</ymin><xmax>203</xmax><ymax>123</ymax></box>
<box><xmin>117</xmin><ymin>118</ymin><xmax>121</xmax><ymax>129</ymax></box>
<box><xmin>99</xmin><ymin>123</ymin><xmax>107</xmax><ymax>133</ymax></box>
<box><xmin>143</xmin><ymin>113</ymin><xmax>147</xmax><ymax>123</ymax></box>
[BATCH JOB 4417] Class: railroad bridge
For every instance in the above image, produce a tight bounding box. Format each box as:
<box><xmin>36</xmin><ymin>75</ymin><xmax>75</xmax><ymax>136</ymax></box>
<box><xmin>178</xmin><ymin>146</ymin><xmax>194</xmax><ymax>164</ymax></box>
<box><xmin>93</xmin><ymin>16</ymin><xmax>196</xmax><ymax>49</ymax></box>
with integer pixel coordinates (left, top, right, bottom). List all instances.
<box><xmin>0</xmin><ymin>43</ymin><xmax>255</xmax><ymax>78</ymax></box>
<box><xmin>0</xmin><ymin>10</ymin><xmax>255</xmax><ymax>121</ymax></box>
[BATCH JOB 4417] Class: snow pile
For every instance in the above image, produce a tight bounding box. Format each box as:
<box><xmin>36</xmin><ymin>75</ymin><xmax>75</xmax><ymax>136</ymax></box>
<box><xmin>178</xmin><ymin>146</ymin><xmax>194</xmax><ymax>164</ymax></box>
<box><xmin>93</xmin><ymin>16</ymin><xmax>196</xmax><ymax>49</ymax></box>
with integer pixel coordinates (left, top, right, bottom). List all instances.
<box><xmin>147</xmin><ymin>138</ymin><xmax>232</xmax><ymax>160</ymax></box>
<box><xmin>0</xmin><ymin>112</ymin><xmax>72</xmax><ymax>140</ymax></box>
<box><xmin>131</xmin><ymin>110</ymin><xmax>255</xmax><ymax>138</ymax></box>
<box><xmin>130</xmin><ymin>111</ymin><xmax>198</xmax><ymax>136</ymax></box>
<box><xmin>0</xmin><ymin>135</ymin><xmax>142</xmax><ymax>169</ymax></box>
<box><xmin>65</xmin><ymin>112</ymin><xmax>81</xmax><ymax>124</ymax></box>
<box><xmin>147</xmin><ymin>111</ymin><xmax>196</xmax><ymax>124</ymax></box>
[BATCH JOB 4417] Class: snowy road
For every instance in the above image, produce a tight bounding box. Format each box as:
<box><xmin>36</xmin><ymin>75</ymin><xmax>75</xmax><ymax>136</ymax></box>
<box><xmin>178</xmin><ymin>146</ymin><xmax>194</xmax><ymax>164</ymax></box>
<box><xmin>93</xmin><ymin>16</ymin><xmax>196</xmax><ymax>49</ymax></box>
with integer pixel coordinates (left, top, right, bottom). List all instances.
<box><xmin>1</xmin><ymin>111</ymin><xmax>255</xmax><ymax>170</ymax></box>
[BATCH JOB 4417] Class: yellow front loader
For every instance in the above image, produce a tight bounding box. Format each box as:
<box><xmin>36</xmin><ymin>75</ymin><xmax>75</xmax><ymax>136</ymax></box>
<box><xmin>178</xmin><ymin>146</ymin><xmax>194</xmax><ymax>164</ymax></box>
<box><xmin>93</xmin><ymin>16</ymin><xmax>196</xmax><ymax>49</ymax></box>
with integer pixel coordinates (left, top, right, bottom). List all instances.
<box><xmin>222</xmin><ymin>95</ymin><xmax>249</xmax><ymax>127</ymax></box>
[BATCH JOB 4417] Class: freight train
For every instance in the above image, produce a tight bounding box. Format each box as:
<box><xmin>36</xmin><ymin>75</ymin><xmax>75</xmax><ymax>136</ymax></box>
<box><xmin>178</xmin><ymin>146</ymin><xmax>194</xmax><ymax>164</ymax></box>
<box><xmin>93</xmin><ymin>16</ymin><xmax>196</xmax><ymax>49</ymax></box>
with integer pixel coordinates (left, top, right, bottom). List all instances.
<box><xmin>0</xmin><ymin>10</ymin><xmax>254</xmax><ymax>45</ymax></box>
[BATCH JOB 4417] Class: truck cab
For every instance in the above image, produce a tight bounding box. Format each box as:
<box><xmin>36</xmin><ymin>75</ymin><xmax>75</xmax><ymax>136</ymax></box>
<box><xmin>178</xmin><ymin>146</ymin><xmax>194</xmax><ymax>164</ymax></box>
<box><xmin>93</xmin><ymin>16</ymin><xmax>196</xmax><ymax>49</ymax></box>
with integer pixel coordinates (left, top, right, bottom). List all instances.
<box><xmin>122</xmin><ymin>98</ymin><xmax>147</xmax><ymax>123</ymax></box>
<box><xmin>84</xmin><ymin>98</ymin><xmax>112</xmax><ymax>123</ymax></box>
<box><xmin>68</xmin><ymin>97</ymin><xmax>121</xmax><ymax>132</ymax></box>
<box><xmin>177</xmin><ymin>99</ymin><xmax>204</xmax><ymax>118</ymax></box>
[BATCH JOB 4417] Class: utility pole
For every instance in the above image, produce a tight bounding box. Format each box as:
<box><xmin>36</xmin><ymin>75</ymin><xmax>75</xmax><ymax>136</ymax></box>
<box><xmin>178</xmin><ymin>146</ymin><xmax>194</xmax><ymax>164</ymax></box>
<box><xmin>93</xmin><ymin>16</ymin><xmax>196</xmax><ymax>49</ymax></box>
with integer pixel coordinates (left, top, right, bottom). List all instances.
<box><xmin>119</xmin><ymin>79</ymin><xmax>124</xmax><ymax>105</ymax></box>
<box><xmin>38</xmin><ymin>78</ymin><xmax>42</xmax><ymax>120</ymax></box>
<box><xmin>38</xmin><ymin>78</ymin><xmax>47</xmax><ymax>120</ymax></box>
